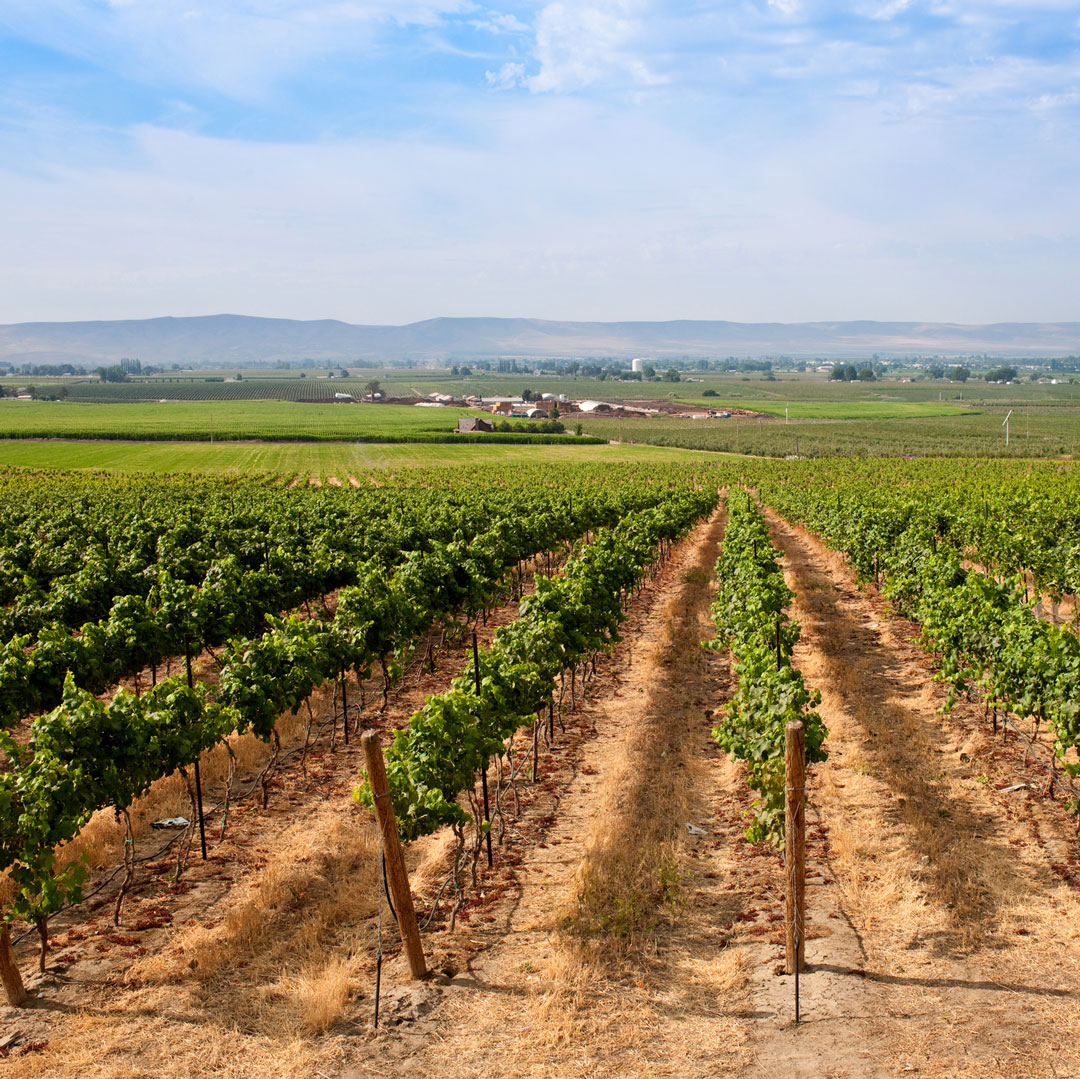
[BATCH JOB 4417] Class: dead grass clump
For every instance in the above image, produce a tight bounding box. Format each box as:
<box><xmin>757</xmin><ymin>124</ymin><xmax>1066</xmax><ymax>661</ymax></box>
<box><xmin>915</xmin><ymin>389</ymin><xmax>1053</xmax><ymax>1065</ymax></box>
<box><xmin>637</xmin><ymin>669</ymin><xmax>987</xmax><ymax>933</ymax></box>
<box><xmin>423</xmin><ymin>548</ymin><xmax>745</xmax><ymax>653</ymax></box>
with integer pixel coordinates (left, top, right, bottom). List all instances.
<box><xmin>3</xmin><ymin>1009</ymin><xmax>337</xmax><ymax>1079</ymax></box>
<box><xmin>129</xmin><ymin>808</ymin><xmax>379</xmax><ymax>1036</ymax></box>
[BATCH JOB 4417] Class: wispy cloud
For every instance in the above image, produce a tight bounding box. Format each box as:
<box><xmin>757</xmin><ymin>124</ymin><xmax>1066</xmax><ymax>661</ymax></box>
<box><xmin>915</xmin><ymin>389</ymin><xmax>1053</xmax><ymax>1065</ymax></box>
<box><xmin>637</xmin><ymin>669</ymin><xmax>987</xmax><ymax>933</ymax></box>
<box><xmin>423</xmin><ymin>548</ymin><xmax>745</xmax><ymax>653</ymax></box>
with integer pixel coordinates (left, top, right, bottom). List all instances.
<box><xmin>0</xmin><ymin>0</ymin><xmax>475</xmax><ymax>100</ymax></box>
<box><xmin>1</xmin><ymin>1</ymin><xmax>1079</xmax><ymax>322</ymax></box>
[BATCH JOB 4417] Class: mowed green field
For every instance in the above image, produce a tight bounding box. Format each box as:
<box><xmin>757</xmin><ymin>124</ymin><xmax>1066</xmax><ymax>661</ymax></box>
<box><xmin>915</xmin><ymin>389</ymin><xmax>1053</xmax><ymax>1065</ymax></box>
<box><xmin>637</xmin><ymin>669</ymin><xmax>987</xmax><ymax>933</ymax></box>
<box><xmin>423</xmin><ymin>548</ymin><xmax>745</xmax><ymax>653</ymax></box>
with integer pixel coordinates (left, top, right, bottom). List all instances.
<box><xmin>0</xmin><ymin>400</ymin><xmax>477</xmax><ymax>441</ymax></box>
<box><xmin>0</xmin><ymin>439</ymin><xmax>715</xmax><ymax>476</ymax></box>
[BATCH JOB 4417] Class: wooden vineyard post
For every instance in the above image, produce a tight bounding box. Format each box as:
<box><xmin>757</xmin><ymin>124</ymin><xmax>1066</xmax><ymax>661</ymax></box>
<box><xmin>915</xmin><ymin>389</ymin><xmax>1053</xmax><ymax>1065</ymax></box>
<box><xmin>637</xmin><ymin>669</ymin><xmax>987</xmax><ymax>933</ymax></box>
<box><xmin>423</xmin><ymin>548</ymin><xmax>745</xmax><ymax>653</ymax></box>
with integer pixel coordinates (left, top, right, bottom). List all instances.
<box><xmin>0</xmin><ymin>926</ymin><xmax>27</xmax><ymax>1007</ymax></box>
<box><xmin>361</xmin><ymin>731</ymin><xmax>428</xmax><ymax>980</ymax></box>
<box><xmin>185</xmin><ymin>642</ymin><xmax>207</xmax><ymax>861</ymax></box>
<box><xmin>473</xmin><ymin>631</ymin><xmax>493</xmax><ymax>868</ymax></box>
<box><xmin>785</xmin><ymin>720</ymin><xmax>806</xmax><ymax>1014</ymax></box>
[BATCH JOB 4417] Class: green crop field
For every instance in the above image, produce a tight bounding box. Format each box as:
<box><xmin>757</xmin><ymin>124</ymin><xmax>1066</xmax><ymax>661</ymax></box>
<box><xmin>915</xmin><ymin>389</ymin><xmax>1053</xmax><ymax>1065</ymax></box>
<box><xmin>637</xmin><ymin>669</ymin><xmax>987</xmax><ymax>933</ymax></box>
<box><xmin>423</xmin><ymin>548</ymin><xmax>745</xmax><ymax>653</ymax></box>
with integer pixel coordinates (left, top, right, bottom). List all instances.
<box><xmin>0</xmin><ymin>438</ymin><xmax>713</xmax><ymax>476</ymax></box>
<box><xmin>0</xmin><ymin>400</ymin><xmax>471</xmax><ymax>440</ymax></box>
<box><xmin>0</xmin><ymin>399</ymin><xmax>592</xmax><ymax>444</ymax></box>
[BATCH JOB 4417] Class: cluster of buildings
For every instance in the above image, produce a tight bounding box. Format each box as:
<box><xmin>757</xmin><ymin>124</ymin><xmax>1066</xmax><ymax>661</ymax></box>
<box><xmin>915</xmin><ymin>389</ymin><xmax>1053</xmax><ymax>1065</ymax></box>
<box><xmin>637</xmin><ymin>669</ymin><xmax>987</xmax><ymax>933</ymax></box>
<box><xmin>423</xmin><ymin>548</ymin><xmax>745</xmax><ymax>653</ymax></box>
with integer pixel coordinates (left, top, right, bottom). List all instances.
<box><xmin>419</xmin><ymin>391</ymin><xmax>569</xmax><ymax>424</ymax></box>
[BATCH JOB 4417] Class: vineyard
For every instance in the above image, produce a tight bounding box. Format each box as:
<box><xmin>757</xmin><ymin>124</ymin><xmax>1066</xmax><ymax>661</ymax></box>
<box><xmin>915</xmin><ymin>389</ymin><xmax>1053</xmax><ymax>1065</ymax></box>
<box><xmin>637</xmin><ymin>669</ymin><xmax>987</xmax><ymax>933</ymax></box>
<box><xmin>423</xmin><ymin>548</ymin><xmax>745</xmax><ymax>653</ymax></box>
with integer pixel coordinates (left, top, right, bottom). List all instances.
<box><xmin>0</xmin><ymin>456</ymin><xmax>1078</xmax><ymax>1079</ymax></box>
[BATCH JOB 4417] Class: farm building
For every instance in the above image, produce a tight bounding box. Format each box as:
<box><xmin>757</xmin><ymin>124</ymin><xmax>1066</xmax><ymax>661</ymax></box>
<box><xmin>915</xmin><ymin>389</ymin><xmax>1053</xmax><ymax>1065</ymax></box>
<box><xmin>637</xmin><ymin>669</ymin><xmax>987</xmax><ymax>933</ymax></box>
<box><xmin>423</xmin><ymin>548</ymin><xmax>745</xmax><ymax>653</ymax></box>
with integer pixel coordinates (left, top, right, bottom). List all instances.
<box><xmin>578</xmin><ymin>400</ymin><xmax>612</xmax><ymax>413</ymax></box>
<box><xmin>525</xmin><ymin>407</ymin><xmax>549</xmax><ymax>419</ymax></box>
<box><xmin>456</xmin><ymin>417</ymin><xmax>494</xmax><ymax>433</ymax></box>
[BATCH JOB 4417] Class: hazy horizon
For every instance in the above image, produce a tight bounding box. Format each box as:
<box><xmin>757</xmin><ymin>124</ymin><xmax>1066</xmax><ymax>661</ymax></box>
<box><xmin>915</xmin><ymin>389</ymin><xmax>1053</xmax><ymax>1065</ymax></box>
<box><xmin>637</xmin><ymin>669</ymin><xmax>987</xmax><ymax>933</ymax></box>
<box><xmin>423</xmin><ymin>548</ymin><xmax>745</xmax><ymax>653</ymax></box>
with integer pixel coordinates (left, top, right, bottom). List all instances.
<box><xmin>3</xmin><ymin>3</ymin><xmax>1078</xmax><ymax>326</ymax></box>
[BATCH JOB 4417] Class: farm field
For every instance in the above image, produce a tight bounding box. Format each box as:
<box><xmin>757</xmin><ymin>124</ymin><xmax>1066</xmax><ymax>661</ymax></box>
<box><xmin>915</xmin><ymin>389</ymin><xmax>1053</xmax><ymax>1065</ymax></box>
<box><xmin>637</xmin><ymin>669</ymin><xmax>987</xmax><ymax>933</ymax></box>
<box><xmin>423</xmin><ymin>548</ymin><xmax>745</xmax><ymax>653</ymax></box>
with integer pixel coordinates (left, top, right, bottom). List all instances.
<box><xmin>10</xmin><ymin>368</ymin><xmax>1080</xmax><ymax>411</ymax></box>
<box><xmin>4</xmin><ymin>373</ymin><xmax>1078</xmax><ymax>459</ymax></box>
<box><xmin>581</xmin><ymin>407</ymin><xmax>1080</xmax><ymax>458</ymax></box>
<box><xmin>0</xmin><ymin>457</ymin><xmax>1078</xmax><ymax>1079</ymax></box>
<box><xmin>0</xmin><ymin>400</ymin><xmax>480</xmax><ymax>442</ymax></box>
<box><xmin>0</xmin><ymin>438</ymin><xmax>711</xmax><ymax>474</ymax></box>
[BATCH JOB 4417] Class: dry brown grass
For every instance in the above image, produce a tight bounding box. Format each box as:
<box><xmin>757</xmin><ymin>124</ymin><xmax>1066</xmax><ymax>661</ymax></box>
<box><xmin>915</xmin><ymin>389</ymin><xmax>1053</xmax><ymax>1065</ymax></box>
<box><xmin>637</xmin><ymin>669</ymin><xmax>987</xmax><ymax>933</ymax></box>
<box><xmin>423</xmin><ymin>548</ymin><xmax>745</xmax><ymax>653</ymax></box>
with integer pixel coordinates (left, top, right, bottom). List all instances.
<box><xmin>564</xmin><ymin>527</ymin><xmax>720</xmax><ymax>947</ymax></box>
<box><xmin>7</xmin><ymin>1009</ymin><xmax>342</xmax><ymax>1079</ymax></box>
<box><xmin>129</xmin><ymin>808</ymin><xmax>379</xmax><ymax>1034</ymax></box>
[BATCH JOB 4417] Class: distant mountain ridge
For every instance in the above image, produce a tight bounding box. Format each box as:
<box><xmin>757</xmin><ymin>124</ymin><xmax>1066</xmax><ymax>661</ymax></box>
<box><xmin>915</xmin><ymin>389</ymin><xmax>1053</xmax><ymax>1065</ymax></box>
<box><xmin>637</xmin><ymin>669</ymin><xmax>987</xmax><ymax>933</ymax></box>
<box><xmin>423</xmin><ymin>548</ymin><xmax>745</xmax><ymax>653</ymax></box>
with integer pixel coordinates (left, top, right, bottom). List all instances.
<box><xmin>1</xmin><ymin>314</ymin><xmax>1078</xmax><ymax>365</ymax></box>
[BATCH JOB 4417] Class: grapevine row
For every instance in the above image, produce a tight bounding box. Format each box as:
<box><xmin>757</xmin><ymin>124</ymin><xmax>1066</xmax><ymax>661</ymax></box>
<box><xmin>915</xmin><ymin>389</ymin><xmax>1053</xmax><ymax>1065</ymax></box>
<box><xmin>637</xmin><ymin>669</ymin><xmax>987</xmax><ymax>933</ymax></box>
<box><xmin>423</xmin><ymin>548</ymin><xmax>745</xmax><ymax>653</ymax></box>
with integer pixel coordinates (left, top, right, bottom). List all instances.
<box><xmin>754</xmin><ymin>470</ymin><xmax>1080</xmax><ymax>793</ymax></box>
<box><xmin>0</xmin><ymin>470</ymin><xmax>711</xmax><ymax>1000</ymax></box>
<box><xmin>358</xmin><ymin>487</ymin><xmax>719</xmax><ymax>840</ymax></box>
<box><xmin>706</xmin><ymin>488</ymin><xmax>827</xmax><ymax>843</ymax></box>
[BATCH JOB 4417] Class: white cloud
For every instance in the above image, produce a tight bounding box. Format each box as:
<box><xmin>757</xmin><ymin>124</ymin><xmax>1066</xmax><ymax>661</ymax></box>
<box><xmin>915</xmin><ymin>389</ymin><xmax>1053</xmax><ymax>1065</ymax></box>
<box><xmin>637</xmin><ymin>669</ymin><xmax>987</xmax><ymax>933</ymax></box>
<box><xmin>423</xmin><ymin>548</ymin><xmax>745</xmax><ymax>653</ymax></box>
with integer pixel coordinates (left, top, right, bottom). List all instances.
<box><xmin>472</xmin><ymin>12</ymin><xmax>530</xmax><ymax>34</ymax></box>
<box><xmin>485</xmin><ymin>61</ymin><xmax>525</xmax><ymax>88</ymax></box>
<box><xmin>527</xmin><ymin>1</ymin><xmax>667</xmax><ymax>94</ymax></box>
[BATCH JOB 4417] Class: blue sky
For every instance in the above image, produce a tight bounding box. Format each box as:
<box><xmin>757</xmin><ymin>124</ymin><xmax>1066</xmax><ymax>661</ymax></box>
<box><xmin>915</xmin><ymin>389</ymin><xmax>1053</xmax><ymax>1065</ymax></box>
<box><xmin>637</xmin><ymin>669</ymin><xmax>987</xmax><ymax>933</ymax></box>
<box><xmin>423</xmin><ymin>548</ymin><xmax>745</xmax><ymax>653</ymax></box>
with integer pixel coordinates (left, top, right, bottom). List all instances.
<box><xmin>1</xmin><ymin>1</ymin><xmax>1078</xmax><ymax>324</ymax></box>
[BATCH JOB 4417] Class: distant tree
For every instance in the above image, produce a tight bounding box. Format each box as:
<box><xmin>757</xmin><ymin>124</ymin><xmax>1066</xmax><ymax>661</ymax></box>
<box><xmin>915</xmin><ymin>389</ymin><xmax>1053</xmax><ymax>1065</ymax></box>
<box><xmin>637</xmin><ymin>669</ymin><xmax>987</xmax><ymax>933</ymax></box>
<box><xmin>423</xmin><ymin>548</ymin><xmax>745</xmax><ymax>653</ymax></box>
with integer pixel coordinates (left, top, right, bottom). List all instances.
<box><xmin>521</xmin><ymin>388</ymin><xmax>534</xmax><ymax>402</ymax></box>
<box><xmin>235</xmin><ymin>373</ymin><xmax>243</xmax><ymax>381</ymax></box>
<box><xmin>857</xmin><ymin>366</ymin><xmax>876</xmax><ymax>381</ymax></box>
<box><xmin>364</xmin><ymin>378</ymin><xmax>381</xmax><ymax>401</ymax></box>
<box><xmin>340</xmin><ymin>368</ymin><xmax>349</xmax><ymax>378</ymax></box>
<box><xmin>459</xmin><ymin>366</ymin><xmax>472</xmax><ymax>377</ymax></box>
<box><xmin>844</xmin><ymin>365</ymin><xmax>859</xmax><ymax>382</ymax></box>
<box><xmin>951</xmin><ymin>366</ymin><xmax>970</xmax><ymax>382</ymax></box>
<box><xmin>662</xmin><ymin>368</ymin><xmax>681</xmax><ymax>382</ymax></box>
<box><xmin>643</xmin><ymin>364</ymin><xmax>656</xmax><ymax>379</ymax></box>
<box><xmin>928</xmin><ymin>364</ymin><xmax>946</xmax><ymax>380</ymax></box>
<box><xmin>96</xmin><ymin>365</ymin><xmax>129</xmax><ymax>383</ymax></box>
<box><xmin>550</xmin><ymin>404</ymin><xmax>559</xmax><ymax>420</ymax></box>
<box><xmin>702</xmin><ymin>388</ymin><xmax>718</xmax><ymax>397</ymax></box>
<box><xmin>984</xmin><ymin>365</ymin><xmax>1017</xmax><ymax>382</ymax></box>
<box><xmin>829</xmin><ymin>365</ymin><xmax>846</xmax><ymax>381</ymax></box>
<box><xmin>450</xmin><ymin>365</ymin><xmax>460</xmax><ymax>377</ymax></box>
